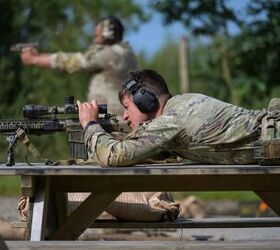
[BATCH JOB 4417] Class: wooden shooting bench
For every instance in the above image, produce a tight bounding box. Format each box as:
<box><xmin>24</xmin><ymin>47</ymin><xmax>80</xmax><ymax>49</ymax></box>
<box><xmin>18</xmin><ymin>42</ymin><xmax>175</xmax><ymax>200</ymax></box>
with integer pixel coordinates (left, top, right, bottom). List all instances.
<box><xmin>0</xmin><ymin>163</ymin><xmax>280</xmax><ymax>241</ymax></box>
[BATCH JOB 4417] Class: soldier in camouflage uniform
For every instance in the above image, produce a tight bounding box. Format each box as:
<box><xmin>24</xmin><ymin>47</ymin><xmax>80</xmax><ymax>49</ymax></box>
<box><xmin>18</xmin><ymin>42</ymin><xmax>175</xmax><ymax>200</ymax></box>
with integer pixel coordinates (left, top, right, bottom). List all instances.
<box><xmin>77</xmin><ymin>69</ymin><xmax>279</xmax><ymax>167</ymax></box>
<box><xmin>20</xmin><ymin>16</ymin><xmax>138</xmax><ymax>114</ymax></box>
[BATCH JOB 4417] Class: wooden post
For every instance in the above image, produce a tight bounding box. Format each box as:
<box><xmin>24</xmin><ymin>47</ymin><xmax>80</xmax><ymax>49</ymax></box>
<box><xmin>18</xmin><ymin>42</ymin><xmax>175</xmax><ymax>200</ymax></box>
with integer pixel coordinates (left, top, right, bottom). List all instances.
<box><xmin>179</xmin><ymin>36</ymin><xmax>190</xmax><ymax>93</ymax></box>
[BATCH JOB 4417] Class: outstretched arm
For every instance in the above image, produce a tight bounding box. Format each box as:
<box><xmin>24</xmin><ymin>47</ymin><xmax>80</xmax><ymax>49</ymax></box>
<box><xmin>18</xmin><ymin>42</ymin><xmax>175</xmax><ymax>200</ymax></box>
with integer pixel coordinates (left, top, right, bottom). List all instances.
<box><xmin>21</xmin><ymin>45</ymin><xmax>112</xmax><ymax>74</ymax></box>
<box><xmin>20</xmin><ymin>47</ymin><xmax>52</xmax><ymax>68</ymax></box>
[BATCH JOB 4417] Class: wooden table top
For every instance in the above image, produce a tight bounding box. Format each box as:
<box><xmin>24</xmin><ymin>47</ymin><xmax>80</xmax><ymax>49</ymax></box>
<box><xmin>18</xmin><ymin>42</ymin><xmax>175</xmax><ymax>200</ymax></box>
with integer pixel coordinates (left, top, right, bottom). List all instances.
<box><xmin>0</xmin><ymin>163</ymin><xmax>280</xmax><ymax>176</ymax></box>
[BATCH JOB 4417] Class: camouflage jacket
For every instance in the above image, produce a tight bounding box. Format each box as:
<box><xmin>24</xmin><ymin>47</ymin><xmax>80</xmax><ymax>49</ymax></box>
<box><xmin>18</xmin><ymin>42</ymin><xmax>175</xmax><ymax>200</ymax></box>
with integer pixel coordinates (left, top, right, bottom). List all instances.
<box><xmin>50</xmin><ymin>42</ymin><xmax>138</xmax><ymax>114</ymax></box>
<box><xmin>84</xmin><ymin>93</ymin><xmax>268</xmax><ymax>166</ymax></box>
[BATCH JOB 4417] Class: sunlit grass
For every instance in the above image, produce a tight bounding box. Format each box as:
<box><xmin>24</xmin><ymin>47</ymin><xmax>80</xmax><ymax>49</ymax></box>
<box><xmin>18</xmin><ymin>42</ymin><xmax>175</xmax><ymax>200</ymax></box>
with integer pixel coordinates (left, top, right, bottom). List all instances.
<box><xmin>0</xmin><ymin>176</ymin><xmax>21</xmax><ymax>196</ymax></box>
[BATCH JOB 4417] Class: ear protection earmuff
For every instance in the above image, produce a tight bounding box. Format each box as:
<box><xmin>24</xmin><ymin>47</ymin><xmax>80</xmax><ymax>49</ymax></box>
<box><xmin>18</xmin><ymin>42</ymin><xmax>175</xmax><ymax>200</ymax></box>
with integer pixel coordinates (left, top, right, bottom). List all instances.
<box><xmin>125</xmin><ymin>79</ymin><xmax>159</xmax><ymax>113</ymax></box>
<box><xmin>101</xmin><ymin>19</ymin><xmax>115</xmax><ymax>40</ymax></box>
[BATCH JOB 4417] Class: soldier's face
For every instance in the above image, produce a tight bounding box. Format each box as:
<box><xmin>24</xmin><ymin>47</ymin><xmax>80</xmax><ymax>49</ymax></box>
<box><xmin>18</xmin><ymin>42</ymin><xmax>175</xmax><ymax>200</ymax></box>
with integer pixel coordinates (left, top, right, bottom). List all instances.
<box><xmin>94</xmin><ymin>23</ymin><xmax>104</xmax><ymax>44</ymax></box>
<box><xmin>121</xmin><ymin>95</ymin><xmax>150</xmax><ymax>129</ymax></box>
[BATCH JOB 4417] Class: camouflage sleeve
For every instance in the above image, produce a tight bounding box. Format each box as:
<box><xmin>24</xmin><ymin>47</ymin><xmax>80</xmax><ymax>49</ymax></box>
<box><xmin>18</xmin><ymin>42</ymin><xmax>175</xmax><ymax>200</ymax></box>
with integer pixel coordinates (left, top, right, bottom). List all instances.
<box><xmin>84</xmin><ymin>117</ymin><xmax>181</xmax><ymax>167</ymax></box>
<box><xmin>50</xmin><ymin>52</ymin><xmax>90</xmax><ymax>73</ymax></box>
<box><xmin>50</xmin><ymin>46</ymin><xmax>113</xmax><ymax>74</ymax></box>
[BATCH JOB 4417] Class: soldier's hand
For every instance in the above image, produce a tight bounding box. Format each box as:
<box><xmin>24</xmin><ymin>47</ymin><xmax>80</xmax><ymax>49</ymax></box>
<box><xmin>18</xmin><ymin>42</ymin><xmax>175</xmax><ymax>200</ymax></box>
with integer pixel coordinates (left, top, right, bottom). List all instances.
<box><xmin>77</xmin><ymin>99</ymin><xmax>99</xmax><ymax>129</ymax></box>
<box><xmin>20</xmin><ymin>47</ymin><xmax>39</xmax><ymax>65</ymax></box>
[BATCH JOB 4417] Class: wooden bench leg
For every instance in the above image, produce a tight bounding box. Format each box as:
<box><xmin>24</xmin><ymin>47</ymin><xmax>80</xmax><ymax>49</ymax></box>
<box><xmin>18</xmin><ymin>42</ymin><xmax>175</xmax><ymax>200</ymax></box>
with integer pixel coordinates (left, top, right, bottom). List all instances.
<box><xmin>54</xmin><ymin>192</ymin><xmax>68</xmax><ymax>225</ymax></box>
<box><xmin>49</xmin><ymin>192</ymin><xmax>121</xmax><ymax>240</ymax></box>
<box><xmin>255</xmin><ymin>191</ymin><xmax>280</xmax><ymax>216</ymax></box>
<box><xmin>43</xmin><ymin>191</ymin><xmax>68</xmax><ymax>239</ymax></box>
<box><xmin>29</xmin><ymin>177</ymin><xmax>50</xmax><ymax>241</ymax></box>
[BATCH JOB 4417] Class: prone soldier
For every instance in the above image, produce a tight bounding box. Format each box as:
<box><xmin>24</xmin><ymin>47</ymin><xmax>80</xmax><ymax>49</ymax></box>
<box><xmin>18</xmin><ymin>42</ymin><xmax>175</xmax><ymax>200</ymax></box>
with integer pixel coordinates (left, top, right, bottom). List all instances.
<box><xmin>78</xmin><ymin>69</ymin><xmax>280</xmax><ymax>167</ymax></box>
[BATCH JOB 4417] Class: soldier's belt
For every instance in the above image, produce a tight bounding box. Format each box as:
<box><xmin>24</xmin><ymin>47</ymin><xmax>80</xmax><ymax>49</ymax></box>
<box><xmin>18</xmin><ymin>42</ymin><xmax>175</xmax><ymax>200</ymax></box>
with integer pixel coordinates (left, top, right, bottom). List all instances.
<box><xmin>254</xmin><ymin>139</ymin><xmax>280</xmax><ymax>165</ymax></box>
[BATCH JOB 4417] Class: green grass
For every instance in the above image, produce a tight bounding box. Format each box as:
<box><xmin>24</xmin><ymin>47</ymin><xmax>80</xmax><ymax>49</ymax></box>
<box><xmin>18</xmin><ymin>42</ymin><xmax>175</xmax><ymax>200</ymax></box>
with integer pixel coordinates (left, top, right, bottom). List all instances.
<box><xmin>173</xmin><ymin>191</ymin><xmax>260</xmax><ymax>202</ymax></box>
<box><xmin>0</xmin><ymin>176</ymin><xmax>21</xmax><ymax>196</ymax></box>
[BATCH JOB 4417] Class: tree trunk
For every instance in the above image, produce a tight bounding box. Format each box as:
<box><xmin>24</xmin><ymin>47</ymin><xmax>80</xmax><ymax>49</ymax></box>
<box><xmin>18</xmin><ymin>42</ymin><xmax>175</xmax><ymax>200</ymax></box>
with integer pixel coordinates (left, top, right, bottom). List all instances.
<box><xmin>220</xmin><ymin>43</ymin><xmax>239</xmax><ymax>105</ymax></box>
<box><xmin>179</xmin><ymin>36</ymin><xmax>190</xmax><ymax>93</ymax></box>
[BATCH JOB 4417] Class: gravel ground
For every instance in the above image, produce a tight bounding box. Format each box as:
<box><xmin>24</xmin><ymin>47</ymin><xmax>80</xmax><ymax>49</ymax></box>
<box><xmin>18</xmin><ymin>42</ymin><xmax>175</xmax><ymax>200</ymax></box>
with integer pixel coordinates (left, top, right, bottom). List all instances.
<box><xmin>0</xmin><ymin>196</ymin><xmax>280</xmax><ymax>241</ymax></box>
<box><xmin>79</xmin><ymin>227</ymin><xmax>280</xmax><ymax>241</ymax></box>
<box><xmin>0</xmin><ymin>197</ymin><xmax>19</xmax><ymax>221</ymax></box>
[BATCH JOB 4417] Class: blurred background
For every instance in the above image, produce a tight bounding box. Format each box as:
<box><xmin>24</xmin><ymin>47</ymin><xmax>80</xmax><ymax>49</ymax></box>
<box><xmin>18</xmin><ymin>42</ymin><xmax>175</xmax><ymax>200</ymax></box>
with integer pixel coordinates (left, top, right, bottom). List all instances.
<box><xmin>0</xmin><ymin>0</ymin><xmax>279</xmax><ymax>209</ymax></box>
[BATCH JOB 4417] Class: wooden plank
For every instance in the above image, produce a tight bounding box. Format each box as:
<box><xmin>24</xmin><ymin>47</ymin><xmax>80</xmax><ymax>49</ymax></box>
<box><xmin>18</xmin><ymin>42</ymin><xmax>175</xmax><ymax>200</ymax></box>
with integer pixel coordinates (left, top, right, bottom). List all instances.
<box><xmin>20</xmin><ymin>176</ymin><xmax>34</xmax><ymax>197</ymax></box>
<box><xmin>13</xmin><ymin>217</ymin><xmax>280</xmax><ymax>229</ymax></box>
<box><xmin>29</xmin><ymin>177</ymin><xmax>50</xmax><ymax>241</ymax></box>
<box><xmin>1</xmin><ymin>164</ymin><xmax>280</xmax><ymax>176</ymax></box>
<box><xmin>5</xmin><ymin>240</ymin><xmax>280</xmax><ymax>250</ymax></box>
<box><xmin>35</xmin><ymin>191</ymin><xmax>68</xmax><ymax>239</ymax></box>
<box><xmin>255</xmin><ymin>191</ymin><xmax>280</xmax><ymax>216</ymax></box>
<box><xmin>90</xmin><ymin>218</ymin><xmax>280</xmax><ymax>228</ymax></box>
<box><xmin>49</xmin><ymin>174</ymin><xmax>280</xmax><ymax>192</ymax></box>
<box><xmin>2</xmin><ymin>163</ymin><xmax>280</xmax><ymax>242</ymax></box>
<box><xmin>54</xmin><ymin>192</ymin><xmax>68</xmax><ymax>225</ymax></box>
<box><xmin>11</xmin><ymin>221</ymin><xmax>27</xmax><ymax>228</ymax></box>
<box><xmin>49</xmin><ymin>192</ymin><xmax>121</xmax><ymax>240</ymax></box>
<box><xmin>45</xmin><ymin>192</ymin><xmax>57</xmax><ymax>238</ymax></box>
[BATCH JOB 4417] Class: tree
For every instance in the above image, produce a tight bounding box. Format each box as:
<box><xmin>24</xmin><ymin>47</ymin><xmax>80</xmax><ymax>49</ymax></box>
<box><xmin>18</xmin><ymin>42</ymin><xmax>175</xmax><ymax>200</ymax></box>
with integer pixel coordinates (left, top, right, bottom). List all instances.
<box><xmin>139</xmin><ymin>36</ymin><xmax>230</xmax><ymax>103</ymax></box>
<box><xmin>139</xmin><ymin>37</ymin><xmax>180</xmax><ymax>95</ymax></box>
<box><xmin>234</xmin><ymin>0</ymin><xmax>280</xmax><ymax>106</ymax></box>
<box><xmin>0</xmin><ymin>0</ymin><xmax>146</xmax><ymax>116</ymax></box>
<box><xmin>0</xmin><ymin>0</ymin><xmax>147</xmax><ymax>161</ymax></box>
<box><xmin>150</xmin><ymin>0</ymin><xmax>242</xmax><ymax>104</ymax></box>
<box><xmin>151</xmin><ymin>0</ymin><xmax>280</xmax><ymax>107</ymax></box>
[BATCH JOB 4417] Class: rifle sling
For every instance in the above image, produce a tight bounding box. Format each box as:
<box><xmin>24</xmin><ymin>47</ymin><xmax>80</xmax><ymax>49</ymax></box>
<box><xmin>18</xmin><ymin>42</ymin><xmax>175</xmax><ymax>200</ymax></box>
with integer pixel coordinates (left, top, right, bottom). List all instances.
<box><xmin>45</xmin><ymin>158</ymin><xmax>98</xmax><ymax>166</ymax></box>
<box><xmin>16</xmin><ymin>128</ymin><xmax>46</xmax><ymax>163</ymax></box>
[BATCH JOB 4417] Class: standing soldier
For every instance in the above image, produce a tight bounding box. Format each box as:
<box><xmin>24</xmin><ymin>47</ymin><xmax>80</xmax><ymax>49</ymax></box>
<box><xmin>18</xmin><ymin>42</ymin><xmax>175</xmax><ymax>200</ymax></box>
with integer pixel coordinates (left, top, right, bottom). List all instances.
<box><xmin>20</xmin><ymin>16</ymin><xmax>138</xmax><ymax>114</ymax></box>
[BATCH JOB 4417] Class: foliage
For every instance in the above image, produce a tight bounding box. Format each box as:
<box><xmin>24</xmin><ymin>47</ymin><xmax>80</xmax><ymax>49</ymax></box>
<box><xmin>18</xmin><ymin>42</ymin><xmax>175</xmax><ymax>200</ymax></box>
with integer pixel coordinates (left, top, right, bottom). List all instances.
<box><xmin>234</xmin><ymin>0</ymin><xmax>280</xmax><ymax>104</ymax></box>
<box><xmin>0</xmin><ymin>176</ymin><xmax>21</xmax><ymax>196</ymax></box>
<box><xmin>150</xmin><ymin>0</ymin><xmax>280</xmax><ymax>107</ymax></box>
<box><xmin>150</xmin><ymin>0</ymin><xmax>242</xmax><ymax>36</ymax></box>
<box><xmin>0</xmin><ymin>0</ymin><xmax>146</xmax><ymax>163</ymax></box>
<box><xmin>0</xmin><ymin>0</ymin><xmax>146</xmax><ymax>116</ymax></box>
<box><xmin>0</xmin><ymin>1</ymin><xmax>279</xmax><ymax>200</ymax></box>
<box><xmin>138</xmin><ymin>37</ymin><xmax>180</xmax><ymax>95</ymax></box>
<box><xmin>139</xmin><ymin>36</ymin><xmax>228</xmax><ymax>100</ymax></box>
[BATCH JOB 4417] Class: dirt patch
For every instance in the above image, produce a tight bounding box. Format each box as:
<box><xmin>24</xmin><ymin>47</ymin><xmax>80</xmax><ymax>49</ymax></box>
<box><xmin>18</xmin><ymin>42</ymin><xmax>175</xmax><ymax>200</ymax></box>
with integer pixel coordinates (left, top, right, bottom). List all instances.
<box><xmin>0</xmin><ymin>197</ymin><xmax>18</xmax><ymax>222</ymax></box>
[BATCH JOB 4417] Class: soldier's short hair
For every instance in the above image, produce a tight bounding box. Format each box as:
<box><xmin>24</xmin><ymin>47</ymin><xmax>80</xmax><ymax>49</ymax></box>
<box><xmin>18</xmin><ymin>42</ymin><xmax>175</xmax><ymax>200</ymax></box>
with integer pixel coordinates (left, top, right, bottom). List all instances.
<box><xmin>97</xmin><ymin>16</ymin><xmax>124</xmax><ymax>43</ymax></box>
<box><xmin>119</xmin><ymin>69</ymin><xmax>172</xmax><ymax>102</ymax></box>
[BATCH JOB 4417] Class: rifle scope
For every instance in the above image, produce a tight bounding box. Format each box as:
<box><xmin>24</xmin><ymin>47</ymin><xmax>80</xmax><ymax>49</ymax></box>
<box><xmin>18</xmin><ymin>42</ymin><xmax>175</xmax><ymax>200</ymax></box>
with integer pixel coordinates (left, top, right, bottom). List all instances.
<box><xmin>22</xmin><ymin>96</ymin><xmax>107</xmax><ymax>118</ymax></box>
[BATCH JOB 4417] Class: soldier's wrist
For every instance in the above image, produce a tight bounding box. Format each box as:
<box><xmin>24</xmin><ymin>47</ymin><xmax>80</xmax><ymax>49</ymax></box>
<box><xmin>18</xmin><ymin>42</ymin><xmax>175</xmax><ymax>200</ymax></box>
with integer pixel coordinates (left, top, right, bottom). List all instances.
<box><xmin>84</xmin><ymin>120</ymin><xmax>98</xmax><ymax>131</ymax></box>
